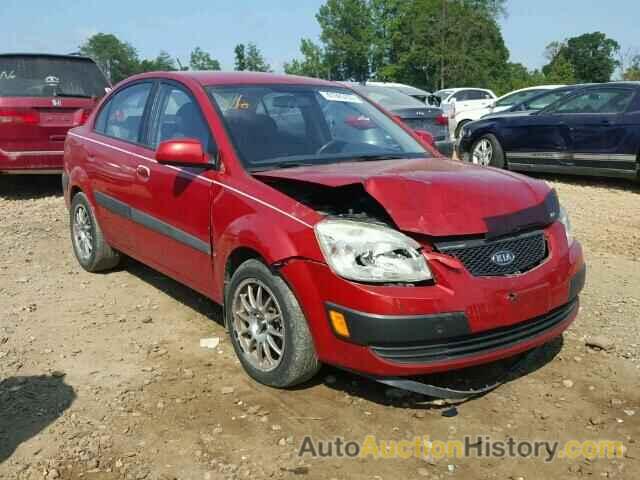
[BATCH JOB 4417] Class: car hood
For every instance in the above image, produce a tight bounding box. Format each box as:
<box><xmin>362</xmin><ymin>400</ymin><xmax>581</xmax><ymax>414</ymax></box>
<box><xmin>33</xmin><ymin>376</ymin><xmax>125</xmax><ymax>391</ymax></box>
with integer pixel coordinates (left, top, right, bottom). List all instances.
<box><xmin>254</xmin><ymin>158</ymin><xmax>555</xmax><ymax>238</ymax></box>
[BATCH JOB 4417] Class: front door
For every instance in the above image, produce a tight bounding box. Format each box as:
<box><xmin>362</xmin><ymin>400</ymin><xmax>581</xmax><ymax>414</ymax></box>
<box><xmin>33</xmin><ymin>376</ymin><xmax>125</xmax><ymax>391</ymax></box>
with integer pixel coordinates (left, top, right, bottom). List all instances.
<box><xmin>134</xmin><ymin>81</ymin><xmax>217</xmax><ymax>297</ymax></box>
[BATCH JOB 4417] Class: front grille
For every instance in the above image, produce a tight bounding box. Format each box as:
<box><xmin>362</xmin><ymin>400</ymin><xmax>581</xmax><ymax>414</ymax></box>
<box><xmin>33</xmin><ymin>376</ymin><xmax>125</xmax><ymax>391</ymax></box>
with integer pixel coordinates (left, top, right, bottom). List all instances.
<box><xmin>370</xmin><ymin>299</ymin><xmax>577</xmax><ymax>364</ymax></box>
<box><xmin>434</xmin><ymin>230</ymin><xmax>547</xmax><ymax>277</ymax></box>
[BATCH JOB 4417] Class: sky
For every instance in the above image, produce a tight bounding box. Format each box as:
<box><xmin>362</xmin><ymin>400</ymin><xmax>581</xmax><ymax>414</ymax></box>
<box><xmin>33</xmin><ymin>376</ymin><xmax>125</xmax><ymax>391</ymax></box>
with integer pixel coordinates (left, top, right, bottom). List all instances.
<box><xmin>1</xmin><ymin>0</ymin><xmax>639</xmax><ymax>73</ymax></box>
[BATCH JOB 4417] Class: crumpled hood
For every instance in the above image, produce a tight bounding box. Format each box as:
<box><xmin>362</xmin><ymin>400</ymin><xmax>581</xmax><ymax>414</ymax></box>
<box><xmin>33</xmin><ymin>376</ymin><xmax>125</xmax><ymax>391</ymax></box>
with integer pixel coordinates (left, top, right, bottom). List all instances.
<box><xmin>254</xmin><ymin>158</ymin><xmax>554</xmax><ymax>237</ymax></box>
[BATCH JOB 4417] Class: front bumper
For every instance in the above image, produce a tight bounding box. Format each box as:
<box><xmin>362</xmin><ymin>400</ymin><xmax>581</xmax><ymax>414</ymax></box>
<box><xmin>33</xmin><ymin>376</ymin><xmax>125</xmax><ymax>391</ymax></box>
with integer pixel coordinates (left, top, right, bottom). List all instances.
<box><xmin>280</xmin><ymin>222</ymin><xmax>585</xmax><ymax>377</ymax></box>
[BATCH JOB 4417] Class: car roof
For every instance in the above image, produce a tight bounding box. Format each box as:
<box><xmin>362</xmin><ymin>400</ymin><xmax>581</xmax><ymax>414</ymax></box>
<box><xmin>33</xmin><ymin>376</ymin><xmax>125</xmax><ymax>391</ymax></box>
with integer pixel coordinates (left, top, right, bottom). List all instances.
<box><xmin>366</xmin><ymin>81</ymin><xmax>431</xmax><ymax>95</ymax></box>
<box><xmin>124</xmin><ymin>71</ymin><xmax>338</xmax><ymax>87</ymax></box>
<box><xmin>437</xmin><ymin>87</ymin><xmax>493</xmax><ymax>93</ymax></box>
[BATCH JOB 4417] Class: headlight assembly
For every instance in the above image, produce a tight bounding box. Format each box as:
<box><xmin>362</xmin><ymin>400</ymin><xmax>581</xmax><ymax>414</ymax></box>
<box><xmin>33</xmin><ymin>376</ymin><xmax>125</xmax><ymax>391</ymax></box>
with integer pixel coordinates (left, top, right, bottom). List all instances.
<box><xmin>314</xmin><ymin>219</ymin><xmax>432</xmax><ymax>283</ymax></box>
<box><xmin>558</xmin><ymin>205</ymin><xmax>573</xmax><ymax>246</ymax></box>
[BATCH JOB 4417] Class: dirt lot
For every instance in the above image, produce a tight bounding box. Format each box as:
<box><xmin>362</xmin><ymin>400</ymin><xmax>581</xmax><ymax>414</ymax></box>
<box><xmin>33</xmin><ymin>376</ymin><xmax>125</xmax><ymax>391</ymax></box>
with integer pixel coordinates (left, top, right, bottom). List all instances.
<box><xmin>1</xmin><ymin>173</ymin><xmax>639</xmax><ymax>480</ymax></box>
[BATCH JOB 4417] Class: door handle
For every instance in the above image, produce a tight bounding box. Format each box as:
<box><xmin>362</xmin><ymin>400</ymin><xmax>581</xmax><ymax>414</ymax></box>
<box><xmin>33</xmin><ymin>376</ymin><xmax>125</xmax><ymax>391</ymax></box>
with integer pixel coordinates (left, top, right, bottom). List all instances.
<box><xmin>136</xmin><ymin>165</ymin><xmax>151</xmax><ymax>179</ymax></box>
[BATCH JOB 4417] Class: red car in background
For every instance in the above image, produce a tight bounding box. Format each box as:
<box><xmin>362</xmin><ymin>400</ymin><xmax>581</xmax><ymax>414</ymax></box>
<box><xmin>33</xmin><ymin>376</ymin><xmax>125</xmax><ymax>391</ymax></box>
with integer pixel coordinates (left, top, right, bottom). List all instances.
<box><xmin>0</xmin><ymin>53</ymin><xmax>109</xmax><ymax>174</ymax></box>
<box><xmin>63</xmin><ymin>72</ymin><xmax>585</xmax><ymax>390</ymax></box>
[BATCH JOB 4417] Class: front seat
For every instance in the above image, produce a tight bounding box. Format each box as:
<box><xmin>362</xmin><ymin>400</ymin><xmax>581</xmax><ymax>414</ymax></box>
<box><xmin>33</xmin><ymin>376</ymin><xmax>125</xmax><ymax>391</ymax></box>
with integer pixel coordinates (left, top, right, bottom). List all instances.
<box><xmin>175</xmin><ymin>103</ymin><xmax>210</xmax><ymax>149</ymax></box>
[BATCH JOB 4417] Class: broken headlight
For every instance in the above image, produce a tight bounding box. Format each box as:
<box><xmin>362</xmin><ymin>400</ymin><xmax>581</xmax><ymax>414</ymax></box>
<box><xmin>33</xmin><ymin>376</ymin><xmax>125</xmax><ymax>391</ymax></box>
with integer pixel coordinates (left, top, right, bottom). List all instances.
<box><xmin>314</xmin><ymin>219</ymin><xmax>432</xmax><ymax>283</ymax></box>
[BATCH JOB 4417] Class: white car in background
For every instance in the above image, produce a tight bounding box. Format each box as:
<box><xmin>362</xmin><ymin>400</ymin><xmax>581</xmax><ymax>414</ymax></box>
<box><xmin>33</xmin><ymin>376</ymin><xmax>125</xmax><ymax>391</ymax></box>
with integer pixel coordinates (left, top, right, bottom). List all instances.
<box><xmin>448</xmin><ymin>85</ymin><xmax>565</xmax><ymax>139</ymax></box>
<box><xmin>433</xmin><ymin>88</ymin><xmax>496</xmax><ymax>138</ymax></box>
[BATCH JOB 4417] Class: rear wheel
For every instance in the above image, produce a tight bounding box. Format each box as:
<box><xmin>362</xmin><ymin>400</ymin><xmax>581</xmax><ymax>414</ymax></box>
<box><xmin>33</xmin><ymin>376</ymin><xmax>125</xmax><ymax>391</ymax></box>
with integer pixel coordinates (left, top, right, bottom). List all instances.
<box><xmin>470</xmin><ymin>134</ymin><xmax>505</xmax><ymax>168</ymax></box>
<box><xmin>226</xmin><ymin>259</ymin><xmax>320</xmax><ymax>388</ymax></box>
<box><xmin>70</xmin><ymin>192</ymin><xmax>121</xmax><ymax>272</ymax></box>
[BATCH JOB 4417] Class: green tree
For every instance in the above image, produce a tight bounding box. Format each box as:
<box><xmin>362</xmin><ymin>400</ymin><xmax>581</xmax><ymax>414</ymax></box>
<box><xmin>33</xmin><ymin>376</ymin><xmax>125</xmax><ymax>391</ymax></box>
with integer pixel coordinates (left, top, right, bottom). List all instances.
<box><xmin>284</xmin><ymin>39</ymin><xmax>328</xmax><ymax>78</ymax></box>
<box><xmin>189</xmin><ymin>47</ymin><xmax>221</xmax><ymax>71</ymax></box>
<box><xmin>138</xmin><ymin>51</ymin><xmax>177</xmax><ymax>72</ymax></box>
<box><xmin>234</xmin><ymin>43</ymin><xmax>270</xmax><ymax>72</ymax></box>
<box><xmin>543</xmin><ymin>52</ymin><xmax>576</xmax><ymax>84</ymax></box>
<box><xmin>79</xmin><ymin>33</ymin><xmax>140</xmax><ymax>83</ymax></box>
<box><xmin>234</xmin><ymin>44</ymin><xmax>247</xmax><ymax>71</ymax></box>
<box><xmin>624</xmin><ymin>55</ymin><xmax>640</xmax><ymax>81</ymax></box>
<box><xmin>544</xmin><ymin>32</ymin><xmax>619</xmax><ymax>83</ymax></box>
<box><xmin>316</xmin><ymin>0</ymin><xmax>374</xmax><ymax>82</ymax></box>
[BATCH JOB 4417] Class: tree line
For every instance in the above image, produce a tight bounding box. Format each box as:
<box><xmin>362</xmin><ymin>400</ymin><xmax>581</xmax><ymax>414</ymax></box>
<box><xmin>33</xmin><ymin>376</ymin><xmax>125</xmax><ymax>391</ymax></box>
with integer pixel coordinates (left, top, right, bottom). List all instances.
<box><xmin>78</xmin><ymin>34</ymin><xmax>271</xmax><ymax>84</ymax></box>
<box><xmin>79</xmin><ymin>1</ymin><xmax>640</xmax><ymax>92</ymax></box>
<box><xmin>284</xmin><ymin>0</ymin><xmax>640</xmax><ymax>93</ymax></box>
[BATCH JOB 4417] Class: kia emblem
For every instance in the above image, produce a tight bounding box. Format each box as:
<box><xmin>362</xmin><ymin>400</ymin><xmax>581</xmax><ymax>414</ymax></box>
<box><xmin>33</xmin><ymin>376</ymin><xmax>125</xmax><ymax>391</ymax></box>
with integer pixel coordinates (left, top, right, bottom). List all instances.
<box><xmin>52</xmin><ymin>98</ymin><xmax>63</xmax><ymax>107</ymax></box>
<box><xmin>491</xmin><ymin>250</ymin><xmax>515</xmax><ymax>267</ymax></box>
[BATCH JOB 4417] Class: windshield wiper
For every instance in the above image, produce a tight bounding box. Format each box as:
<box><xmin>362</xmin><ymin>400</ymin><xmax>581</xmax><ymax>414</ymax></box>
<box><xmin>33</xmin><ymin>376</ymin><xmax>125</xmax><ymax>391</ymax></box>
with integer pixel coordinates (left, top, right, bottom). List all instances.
<box><xmin>344</xmin><ymin>153</ymin><xmax>419</xmax><ymax>162</ymax></box>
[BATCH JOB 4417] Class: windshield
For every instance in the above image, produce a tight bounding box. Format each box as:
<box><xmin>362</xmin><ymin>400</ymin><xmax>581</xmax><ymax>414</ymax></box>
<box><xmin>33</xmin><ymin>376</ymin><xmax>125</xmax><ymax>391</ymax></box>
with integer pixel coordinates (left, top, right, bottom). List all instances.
<box><xmin>515</xmin><ymin>88</ymin><xmax>575</xmax><ymax>111</ymax></box>
<box><xmin>0</xmin><ymin>55</ymin><xmax>109</xmax><ymax>98</ymax></box>
<box><xmin>434</xmin><ymin>89</ymin><xmax>454</xmax><ymax>100</ymax></box>
<box><xmin>495</xmin><ymin>89</ymin><xmax>544</xmax><ymax>107</ymax></box>
<box><xmin>350</xmin><ymin>85</ymin><xmax>425</xmax><ymax>109</ymax></box>
<box><xmin>207</xmin><ymin>85</ymin><xmax>428</xmax><ymax>171</ymax></box>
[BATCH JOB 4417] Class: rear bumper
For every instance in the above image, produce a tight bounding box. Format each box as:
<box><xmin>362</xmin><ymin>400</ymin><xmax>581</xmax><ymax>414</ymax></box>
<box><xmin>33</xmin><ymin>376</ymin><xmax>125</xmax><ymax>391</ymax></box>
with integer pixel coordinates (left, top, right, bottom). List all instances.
<box><xmin>435</xmin><ymin>140</ymin><xmax>454</xmax><ymax>158</ymax></box>
<box><xmin>280</xmin><ymin>223</ymin><xmax>585</xmax><ymax>377</ymax></box>
<box><xmin>0</xmin><ymin>148</ymin><xmax>64</xmax><ymax>173</ymax></box>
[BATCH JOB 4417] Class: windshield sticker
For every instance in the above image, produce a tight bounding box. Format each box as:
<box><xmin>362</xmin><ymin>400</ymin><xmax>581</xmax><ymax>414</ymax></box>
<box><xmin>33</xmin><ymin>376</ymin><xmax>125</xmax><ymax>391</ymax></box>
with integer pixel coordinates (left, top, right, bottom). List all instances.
<box><xmin>0</xmin><ymin>70</ymin><xmax>16</xmax><ymax>80</ymax></box>
<box><xmin>319</xmin><ymin>91</ymin><xmax>362</xmax><ymax>103</ymax></box>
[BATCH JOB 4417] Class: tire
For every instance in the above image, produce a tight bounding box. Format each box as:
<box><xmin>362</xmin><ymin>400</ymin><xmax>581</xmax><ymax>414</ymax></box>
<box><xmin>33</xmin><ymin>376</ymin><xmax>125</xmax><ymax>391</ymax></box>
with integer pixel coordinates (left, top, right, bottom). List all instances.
<box><xmin>70</xmin><ymin>192</ymin><xmax>121</xmax><ymax>272</ymax></box>
<box><xmin>455</xmin><ymin>120</ymin><xmax>470</xmax><ymax>140</ymax></box>
<box><xmin>225</xmin><ymin>259</ymin><xmax>320</xmax><ymax>388</ymax></box>
<box><xmin>470</xmin><ymin>134</ymin><xmax>505</xmax><ymax>169</ymax></box>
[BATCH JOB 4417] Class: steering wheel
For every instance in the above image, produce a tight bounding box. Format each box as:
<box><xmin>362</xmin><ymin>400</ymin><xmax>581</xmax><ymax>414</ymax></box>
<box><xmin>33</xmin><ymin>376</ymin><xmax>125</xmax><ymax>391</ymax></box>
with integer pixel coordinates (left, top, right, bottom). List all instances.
<box><xmin>316</xmin><ymin>139</ymin><xmax>347</xmax><ymax>155</ymax></box>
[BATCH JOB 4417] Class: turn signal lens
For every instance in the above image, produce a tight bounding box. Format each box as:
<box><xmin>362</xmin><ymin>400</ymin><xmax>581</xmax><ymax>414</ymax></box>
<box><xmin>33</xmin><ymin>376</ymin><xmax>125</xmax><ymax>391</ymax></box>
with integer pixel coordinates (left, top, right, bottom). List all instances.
<box><xmin>329</xmin><ymin>310</ymin><xmax>350</xmax><ymax>338</ymax></box>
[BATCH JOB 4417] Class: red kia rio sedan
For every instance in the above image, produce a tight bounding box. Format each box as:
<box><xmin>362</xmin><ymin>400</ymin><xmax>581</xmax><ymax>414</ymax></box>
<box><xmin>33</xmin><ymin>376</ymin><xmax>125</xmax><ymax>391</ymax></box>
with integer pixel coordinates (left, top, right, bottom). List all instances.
<box><xmin>63</xmin><ymin>72</ymin><xmax>585</xmax><ymax>388</ymax></box>
<box><xmin>0</xmin><ymin>53</ymin><xmax>110</xmax><ymax>174</ymax></box>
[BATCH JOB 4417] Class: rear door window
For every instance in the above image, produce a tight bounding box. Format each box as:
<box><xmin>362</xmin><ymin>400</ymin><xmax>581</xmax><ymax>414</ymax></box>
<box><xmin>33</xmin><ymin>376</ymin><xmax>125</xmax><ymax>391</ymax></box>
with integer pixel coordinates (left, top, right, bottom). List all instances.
<box><xmin>0</xmin><ymin>55</ymin><xmax>109</xmax><ymax>98</ymax></box>
<box><xmin>95</xmin><ymin>83</ymin><xmax>152</xmax><ymax>143</ymax></box>
<box><xmin>549</xmin><ymin>89</ymin><xmax>635</xmax><ymax>114</ymax></box>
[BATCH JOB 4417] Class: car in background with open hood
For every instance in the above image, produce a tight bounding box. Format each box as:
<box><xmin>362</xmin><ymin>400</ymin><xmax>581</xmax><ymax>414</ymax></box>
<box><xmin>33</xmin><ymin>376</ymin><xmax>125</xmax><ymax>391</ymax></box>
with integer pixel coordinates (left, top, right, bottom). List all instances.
<box><xmin>0</xmin><ymin>53</ymin><xmax>110</xmax><ymax>174</ymax></box>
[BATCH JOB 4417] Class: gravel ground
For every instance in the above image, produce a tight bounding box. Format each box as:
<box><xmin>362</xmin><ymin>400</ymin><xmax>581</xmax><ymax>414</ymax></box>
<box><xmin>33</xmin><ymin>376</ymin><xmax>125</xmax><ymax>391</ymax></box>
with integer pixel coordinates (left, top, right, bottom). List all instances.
<box><xmin>0</xmin><ymin>173</ymin><xmax>638</xmax><ymax>480</ymax></box>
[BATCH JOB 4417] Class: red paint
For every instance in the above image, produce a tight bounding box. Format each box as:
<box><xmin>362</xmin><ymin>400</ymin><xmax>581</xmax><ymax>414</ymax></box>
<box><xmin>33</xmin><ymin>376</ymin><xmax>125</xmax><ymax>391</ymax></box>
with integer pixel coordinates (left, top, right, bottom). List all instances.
<box><xmin>64</xmin><ymin>72</ymin><xmax>585</xmax><ymax>378</ymax></box>
<box><xmin>156</xmin><ymin>138</ymin><xmax>207</xmax><ymax>166</ymax></box>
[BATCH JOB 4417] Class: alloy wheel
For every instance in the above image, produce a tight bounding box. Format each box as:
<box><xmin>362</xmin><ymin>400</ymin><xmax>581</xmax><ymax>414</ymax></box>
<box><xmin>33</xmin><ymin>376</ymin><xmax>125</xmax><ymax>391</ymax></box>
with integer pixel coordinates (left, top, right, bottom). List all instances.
<box><xmin>472</xmin><ymin>138</ymin><xmax>493</xmax><ymax>166</ymax></box>
<box><xmin>231</xmin><ymin>279</ymin><xmax>286</xmax><ymax>372</ymax></box>
<box><xmin>73</xmin><ymin>204</ymin><xmax>94</xmax><ymax>261</ymax></box>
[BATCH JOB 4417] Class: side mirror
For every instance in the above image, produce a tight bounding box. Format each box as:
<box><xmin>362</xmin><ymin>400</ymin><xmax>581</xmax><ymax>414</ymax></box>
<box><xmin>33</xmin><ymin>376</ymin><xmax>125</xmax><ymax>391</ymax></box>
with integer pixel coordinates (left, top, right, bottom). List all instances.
<box><xmin>156</xmin><ymin>138</ymin><xmax>209</xmax><ymax>166</ymax></box>
<box><xmin>413</xmin><ymin>129</ymin><xmax>434</xmax><ymax>146</ymax></box>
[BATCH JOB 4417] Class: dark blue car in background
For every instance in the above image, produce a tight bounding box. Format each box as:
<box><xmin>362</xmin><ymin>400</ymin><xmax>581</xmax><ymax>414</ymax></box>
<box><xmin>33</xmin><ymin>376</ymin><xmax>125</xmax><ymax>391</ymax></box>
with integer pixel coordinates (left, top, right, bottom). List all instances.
<box><xmin>457</xmin><ymin>82</ymin><xmax>640</xmax><ymax>180</ymax></box>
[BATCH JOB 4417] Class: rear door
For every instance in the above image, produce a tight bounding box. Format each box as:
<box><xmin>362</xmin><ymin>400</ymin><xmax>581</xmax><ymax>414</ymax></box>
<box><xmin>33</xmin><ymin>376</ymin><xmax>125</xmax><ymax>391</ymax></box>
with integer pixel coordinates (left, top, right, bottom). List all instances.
<box><xmin>87</xmin><ymin>81</ymin><xmax>155</xmax><ymax>252</ymax></box>
<box><xmin>554</xmin><ymin>87</ymin><xmax>637</xmax><ymax>172</ymax></box>
<box><xmin>135</xmin><ymin>80</ymin><xmax>216</xmax><ymax>297</ymax></box>
<box><xmin>0</xmin><ymin>55</ymin><xmax>109</xmax><ymax>170</ymax></box>
<box><xmin>452</xmin><ymin>89</ymin><xmax>495</xmax><ymax>112</ymax></box>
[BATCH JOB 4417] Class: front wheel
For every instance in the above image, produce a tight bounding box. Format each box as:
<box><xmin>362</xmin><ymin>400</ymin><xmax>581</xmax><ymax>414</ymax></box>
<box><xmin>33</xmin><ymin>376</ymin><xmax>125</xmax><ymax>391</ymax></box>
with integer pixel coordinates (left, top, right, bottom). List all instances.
<box><xmin>470</xmin><ymin>134</ymin><xmax>505</xmax><ymax>168</ymax></box>
<box><xmin>225</xmin><ymin>259</ymin><xmax>320</xmax><ymax>388</ymax></box>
